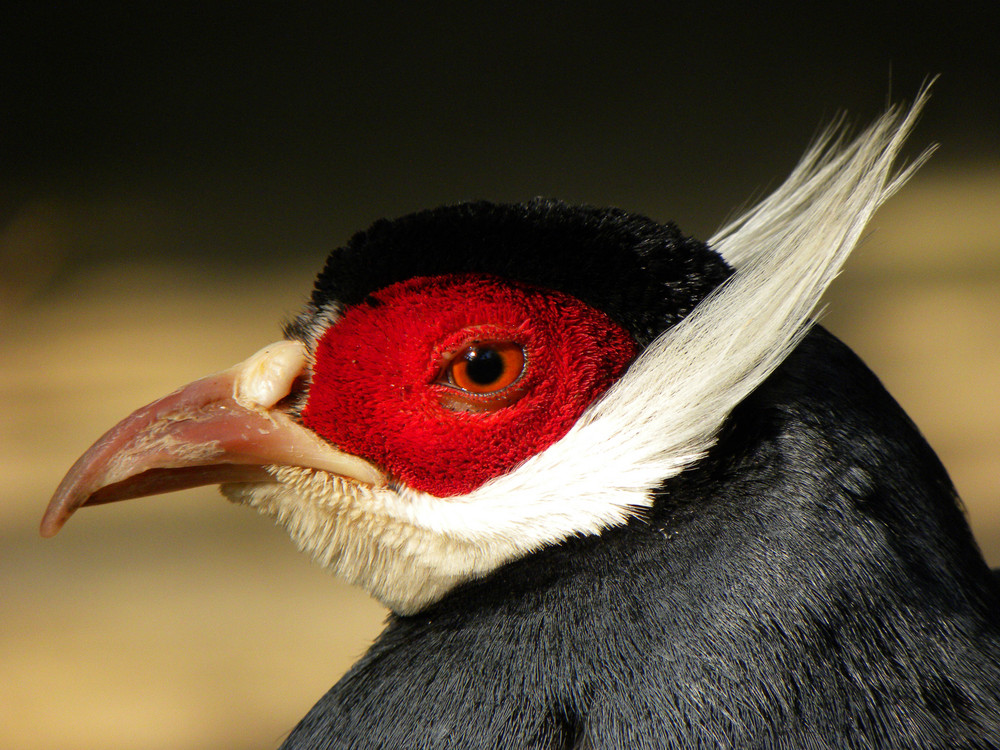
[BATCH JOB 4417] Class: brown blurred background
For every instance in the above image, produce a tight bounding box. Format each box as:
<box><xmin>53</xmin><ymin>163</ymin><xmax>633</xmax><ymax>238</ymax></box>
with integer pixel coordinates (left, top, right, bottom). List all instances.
<box><xmin>2</xmin><ymin>4</ymin><xmax>998</xmax><ymax>748</ymax></box>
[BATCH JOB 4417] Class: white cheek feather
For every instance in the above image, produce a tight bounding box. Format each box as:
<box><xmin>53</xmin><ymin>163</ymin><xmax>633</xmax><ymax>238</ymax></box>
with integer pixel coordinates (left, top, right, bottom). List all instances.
<box><xmin>235</xmin><ymin>91</ymin><xmax>933</xmax><ymax>614</ymax></box>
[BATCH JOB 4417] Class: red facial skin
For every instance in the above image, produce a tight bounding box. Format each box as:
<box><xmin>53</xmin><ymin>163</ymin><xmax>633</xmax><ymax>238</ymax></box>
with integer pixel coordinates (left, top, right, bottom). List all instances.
<box><xmin>302</xmin><ymin>273</ymin><xmax>639</xmax><ymax>497</ymax></box>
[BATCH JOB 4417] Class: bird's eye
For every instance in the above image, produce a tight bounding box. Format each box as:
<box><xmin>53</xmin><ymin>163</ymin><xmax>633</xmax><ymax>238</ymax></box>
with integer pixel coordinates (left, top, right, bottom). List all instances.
<box><xmin>437</xmin><ymin>341</ymin><xmax>527</xmax><ymax>413</ymax></box>
<box><xmin>447</xmin><ymin>343</ymin><xmax>525</xmax><ymax>394</ymax></box>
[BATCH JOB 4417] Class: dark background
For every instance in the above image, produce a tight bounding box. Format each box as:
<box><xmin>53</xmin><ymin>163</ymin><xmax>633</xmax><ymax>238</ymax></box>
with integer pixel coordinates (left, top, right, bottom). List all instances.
<box><xmin>4</xmin><ymin>4</ymin><xmax>998</xmax><ymax>267</ymax></box>
<box><xmin>3</xmin><ymin>4</ymin><xmax>999</xmax><ymax>748</ymax></box>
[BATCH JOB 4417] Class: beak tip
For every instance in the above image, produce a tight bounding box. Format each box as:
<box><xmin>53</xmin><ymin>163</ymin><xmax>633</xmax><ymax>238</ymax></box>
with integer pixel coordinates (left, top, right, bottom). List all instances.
<box><xmin>39</xmin><ymin>515</ymin><xmax>63</xmax><ymax>538</ymax></box>
<box><xmin>40</xmin><ymin>492</ymin><xmax>74</xmax><ymax>538</ymax></box>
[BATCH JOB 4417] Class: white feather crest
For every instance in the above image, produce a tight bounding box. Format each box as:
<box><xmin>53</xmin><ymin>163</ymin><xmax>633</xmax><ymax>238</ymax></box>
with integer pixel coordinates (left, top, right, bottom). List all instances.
<box><xmin>413</xmin><ymin>90</ymin><xmax>934</xmax><ymax>536</ymax></box>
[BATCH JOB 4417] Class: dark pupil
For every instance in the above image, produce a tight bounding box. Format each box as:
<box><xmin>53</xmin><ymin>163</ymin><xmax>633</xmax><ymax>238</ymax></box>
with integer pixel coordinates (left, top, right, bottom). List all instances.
<box><xmin>463</xmin><ymin>347</ymin><xmax>504</xmax><ymax>385</ymax></box>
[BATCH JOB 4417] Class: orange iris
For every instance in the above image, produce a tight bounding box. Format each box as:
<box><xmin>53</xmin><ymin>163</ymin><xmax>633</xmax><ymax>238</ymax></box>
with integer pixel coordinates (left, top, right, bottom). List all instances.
<box><xmin>448</xmin><ymin>342</ymin><xmax>525</xmax><ymax>393</ymax></box>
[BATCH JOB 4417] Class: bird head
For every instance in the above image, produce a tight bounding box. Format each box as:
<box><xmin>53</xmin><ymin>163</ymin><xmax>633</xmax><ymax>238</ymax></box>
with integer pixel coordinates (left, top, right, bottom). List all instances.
<box><xmin>42</xmin><ymin>98</ymin><xmax>930</xmax><ymax>615</ymax></box>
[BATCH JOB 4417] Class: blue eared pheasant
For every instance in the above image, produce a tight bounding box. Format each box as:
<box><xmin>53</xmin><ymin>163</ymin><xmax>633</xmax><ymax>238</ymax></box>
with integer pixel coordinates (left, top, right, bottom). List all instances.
<box><xmin>44</xmin><ymin>93</ymin><xmax>1000</xmax><ymax>748</ymax></box>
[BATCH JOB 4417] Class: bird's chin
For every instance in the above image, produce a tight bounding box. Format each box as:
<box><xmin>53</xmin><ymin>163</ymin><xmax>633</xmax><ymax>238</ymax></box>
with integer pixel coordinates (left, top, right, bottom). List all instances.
<box><xmin>220</xmin><ymin>466</ymin><xmax>472</xmax><ymax>615</ymax></box>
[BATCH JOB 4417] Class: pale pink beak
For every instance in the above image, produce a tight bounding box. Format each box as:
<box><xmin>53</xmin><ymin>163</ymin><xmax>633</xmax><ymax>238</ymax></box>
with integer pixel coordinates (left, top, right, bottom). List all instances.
<box><xmin>41</xmin><ymin>341</ymin><xmax>384</xmax><ymax>538</ymax></box>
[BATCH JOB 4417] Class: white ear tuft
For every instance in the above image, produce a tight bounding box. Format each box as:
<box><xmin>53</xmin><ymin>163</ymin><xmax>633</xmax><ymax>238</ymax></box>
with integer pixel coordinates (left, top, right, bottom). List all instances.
<box><xmin>710</xmin><ymin>86</ymin><xmax>935</xmax><ymax>269</ymax></box>
<box><xmin>429</xmin><ymin>87</ymin><xmax>935</xmax><ymax>546</ymax></box>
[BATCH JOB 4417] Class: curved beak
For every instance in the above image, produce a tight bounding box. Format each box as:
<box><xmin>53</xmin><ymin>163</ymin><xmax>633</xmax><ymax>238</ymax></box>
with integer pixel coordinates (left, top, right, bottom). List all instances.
<box><xmin>41</xmin><ymin>340</ymin><xmax>385</xmax><ymax>537</ymax></box>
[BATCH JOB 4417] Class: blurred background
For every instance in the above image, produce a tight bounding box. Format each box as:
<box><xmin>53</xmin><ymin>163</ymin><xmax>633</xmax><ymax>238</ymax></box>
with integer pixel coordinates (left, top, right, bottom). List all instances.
<box><xmin>2</xmin><ymin>4</ymin><xmax>998</xmax><ymax>748</ymax></box>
